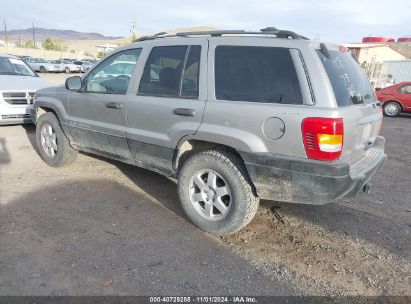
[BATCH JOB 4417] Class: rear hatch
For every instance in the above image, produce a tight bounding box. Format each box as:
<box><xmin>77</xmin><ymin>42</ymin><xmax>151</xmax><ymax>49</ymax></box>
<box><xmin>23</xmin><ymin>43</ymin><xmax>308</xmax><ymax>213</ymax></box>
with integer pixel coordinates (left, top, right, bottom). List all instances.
<box><xmin>317</xmin><ymin>46</ymin><xmax>383</xmax><ymax>164</ymax></box>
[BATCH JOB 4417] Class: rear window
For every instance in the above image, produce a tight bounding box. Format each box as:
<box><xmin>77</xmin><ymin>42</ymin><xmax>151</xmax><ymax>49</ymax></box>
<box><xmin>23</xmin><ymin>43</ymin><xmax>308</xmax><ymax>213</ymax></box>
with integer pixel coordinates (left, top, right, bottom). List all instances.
<box><xmin>317</xmin><ymin>50</ymin><xmax>375</xmax><ymax>106</ymax></box>
<box><xmin>215</xmin><ymin>46</ymin><xmax>303</xmax><ymax>104</ymax></box>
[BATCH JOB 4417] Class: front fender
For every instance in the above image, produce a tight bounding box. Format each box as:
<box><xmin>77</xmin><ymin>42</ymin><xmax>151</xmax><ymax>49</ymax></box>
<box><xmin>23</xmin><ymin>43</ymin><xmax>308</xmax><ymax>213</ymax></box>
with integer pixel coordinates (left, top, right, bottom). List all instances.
<box><xmin>32</xmin><ymin>89</ymin><xmax>72</xmax><ymax>139</ymax></box>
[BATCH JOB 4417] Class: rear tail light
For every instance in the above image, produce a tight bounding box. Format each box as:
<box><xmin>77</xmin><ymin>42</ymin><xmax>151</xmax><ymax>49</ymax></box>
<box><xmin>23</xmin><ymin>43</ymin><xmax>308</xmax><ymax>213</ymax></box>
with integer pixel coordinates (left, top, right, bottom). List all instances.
<box><xmin>302</xmin><ymin>118</ymin><xmax>344</xmax><ymax>161</ymax></box>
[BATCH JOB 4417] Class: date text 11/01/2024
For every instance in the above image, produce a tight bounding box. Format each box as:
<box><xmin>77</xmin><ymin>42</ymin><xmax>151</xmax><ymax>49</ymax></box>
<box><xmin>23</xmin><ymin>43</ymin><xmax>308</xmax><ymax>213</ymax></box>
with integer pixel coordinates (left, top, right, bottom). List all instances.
<box><xmin>149</xmin><ymin>296</ymin><xmax>257</xmax><ymax>303</ymax></box>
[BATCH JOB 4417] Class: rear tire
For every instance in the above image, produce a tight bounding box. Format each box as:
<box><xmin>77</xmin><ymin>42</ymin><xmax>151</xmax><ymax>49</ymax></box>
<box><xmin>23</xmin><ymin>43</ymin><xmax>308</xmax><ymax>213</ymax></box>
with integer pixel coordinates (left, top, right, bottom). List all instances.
<box><xmin>65</xmin><ymin>67</ymin><xmax>70</xmax><ymax>74</ymax></box>
<box><xmin>39</xmin><ymin>66</ymin><xmax>46</xmax><ymax>73</ymax></box>
<box><xmin>177</xmin><ymin>150</ymin><xmax>259</xmax><ymax>236</ymax></box>
<box><xmin>36</xmin><ymin>112</ymin><xmax>77</xmax><ymax>167</ymax></box>
<box><xmin>383</xmin><ymin>101</ymin><xmax>401</xmax><ymax>117</ymax></box>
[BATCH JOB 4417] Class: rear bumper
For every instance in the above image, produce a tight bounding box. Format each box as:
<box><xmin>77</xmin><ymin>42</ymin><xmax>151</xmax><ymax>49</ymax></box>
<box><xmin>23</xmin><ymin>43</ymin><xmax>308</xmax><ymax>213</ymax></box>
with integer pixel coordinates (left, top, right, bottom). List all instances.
<box><xmin>241</xmin><ymin>136</ymin><xmax>386</xmax><ymax>205</ymax></box>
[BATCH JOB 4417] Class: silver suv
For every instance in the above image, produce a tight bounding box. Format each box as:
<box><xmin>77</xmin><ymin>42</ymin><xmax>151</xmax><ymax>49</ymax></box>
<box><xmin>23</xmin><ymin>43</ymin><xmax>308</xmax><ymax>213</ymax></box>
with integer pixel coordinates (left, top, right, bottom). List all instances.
<box><xmin>31</xmin><ymin>28</ymin><xmax>386</xmax><ymax>235</ymax></box>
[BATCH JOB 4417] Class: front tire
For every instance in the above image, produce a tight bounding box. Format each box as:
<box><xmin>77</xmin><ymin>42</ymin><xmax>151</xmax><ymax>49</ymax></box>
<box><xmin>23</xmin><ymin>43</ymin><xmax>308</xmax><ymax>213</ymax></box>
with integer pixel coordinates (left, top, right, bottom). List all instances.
<box><xmin>39</xmin><ymin>66</ymin><xmax>46</xmax><ymax>73</ymax></box>
<box><xmin>65</xmin><ymin>67</ymin><xmax>70</xmax><ymax>74</ymax></box>
<box><xmin>36</xmin><ymin>112</ymin><xmax>77</xmax><ymax>167</ymax></box>
<box><xmin>178</xmin><ymin>150</ymin><xmax>259</xmax><ymax>236</ymax></box>
<box><xmin>383</xmin><ymin>101</ymin><xmax>401</xmax><ymax>117</ymax></box>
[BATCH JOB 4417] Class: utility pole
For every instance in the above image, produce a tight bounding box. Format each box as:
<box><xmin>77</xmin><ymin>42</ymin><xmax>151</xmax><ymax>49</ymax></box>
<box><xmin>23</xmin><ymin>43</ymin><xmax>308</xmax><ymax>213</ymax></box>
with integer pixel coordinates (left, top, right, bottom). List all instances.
<box><xmin>32</xmin><ymin>22</ymin><xmax>36</xmax><ymax>47</ymax></box>
<box><xmin>130</xmin><ymin>20</ymin><xmax>136</xmax><ymax>42</ymax></box>
<box><xmin>3</xmin><ymin>19</ymin><xmax>8</xmax><ymax>43</ymax></box>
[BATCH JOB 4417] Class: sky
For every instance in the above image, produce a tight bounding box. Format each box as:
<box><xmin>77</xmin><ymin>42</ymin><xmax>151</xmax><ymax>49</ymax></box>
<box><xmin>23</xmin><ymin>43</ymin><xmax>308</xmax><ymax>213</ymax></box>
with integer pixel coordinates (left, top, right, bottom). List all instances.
<box><xmin>1</xmin><ymin>0</ymin><xmax>410</xmax><ymax>43</ymax></box>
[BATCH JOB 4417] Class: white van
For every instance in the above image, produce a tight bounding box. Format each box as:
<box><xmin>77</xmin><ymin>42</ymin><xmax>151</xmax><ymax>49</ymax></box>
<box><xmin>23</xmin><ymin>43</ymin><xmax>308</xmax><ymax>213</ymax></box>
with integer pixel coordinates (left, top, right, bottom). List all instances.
<box><xmin>0</xmin><ymin>54</ymin><xmax>49</xmax><ymax>125</ymax></box>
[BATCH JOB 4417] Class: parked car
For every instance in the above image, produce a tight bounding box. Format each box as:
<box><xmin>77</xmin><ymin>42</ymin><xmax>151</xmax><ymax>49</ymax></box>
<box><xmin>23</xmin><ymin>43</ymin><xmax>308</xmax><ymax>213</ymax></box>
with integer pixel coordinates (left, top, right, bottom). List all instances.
<box><xmin>0</xmin><ymin>54</ymin><xmax>48</xmax><ymax>125</ymax></box>
<box><xmin>376</xmin><ymin>82</ymin><xmax>411</xmax><ymax>117</ymax></box>
<box><xmin>25</xmin><ymin>58</ymin><xmax>61</xmax><ymax>73</ymax></box>
<box><xmin>51</xmin><ymin>60</ymin><xmax>82</xmax><ymax>73</ymax></box>
<box><xmin>31</xmin><ymin>28</ymin><xmax>386</xmax><ymax>235</ymax></box>
<box><xmin>73</xmin><ymin>60</ymin><xmax>93</xmax><ymax>73</ymax></box>
<box><xmin>81</xmin><ymin>59</ymin><xmax>96</xmax><ymax>63</ymax></box>
<box><xmin>94</xmin><ymin>61</ymin><xmax>135</xmax><ymax>78</ymax></box>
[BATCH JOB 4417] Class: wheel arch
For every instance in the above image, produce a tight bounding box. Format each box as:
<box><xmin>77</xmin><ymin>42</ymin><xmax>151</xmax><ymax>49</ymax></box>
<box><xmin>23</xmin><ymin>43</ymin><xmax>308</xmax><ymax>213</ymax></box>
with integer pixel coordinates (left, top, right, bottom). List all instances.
<box><xmin>35</xmin><ymin>104</ymin><xmax>61</xmax><ymax>123</ymax></box>
<box><xmin>173</xmin><ymin>139</ymin><xmax>257</xmax><ymax>195</ymax></box>
<box><xmin>34</xmin><ymin>103</ymin><xmax>72</xmax><ymax>140</ymax></box>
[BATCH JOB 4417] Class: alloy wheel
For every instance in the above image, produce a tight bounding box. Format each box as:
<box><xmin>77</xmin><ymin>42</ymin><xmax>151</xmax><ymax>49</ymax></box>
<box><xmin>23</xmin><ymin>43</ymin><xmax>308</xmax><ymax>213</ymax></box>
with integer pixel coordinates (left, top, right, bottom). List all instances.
<box><xmin>189</xmin><ymin>169</ymin><xmax>232</xmax><ymax>221</ymax></box>
<box><xmin>40</xmin><ymin>123</ymin><xmax>58</xmax><ymax>157</ymax></box>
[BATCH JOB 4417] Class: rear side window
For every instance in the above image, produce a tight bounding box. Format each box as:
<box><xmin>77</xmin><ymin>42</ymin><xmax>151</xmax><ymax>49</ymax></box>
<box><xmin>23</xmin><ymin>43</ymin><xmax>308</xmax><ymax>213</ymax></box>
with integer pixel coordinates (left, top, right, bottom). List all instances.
<box><xmin>215</xmin><ymin>46</ymin><xmax>303</xmax><ymax>104</ymax></box>
<box><xmin>317</xmin><ymin>50</ymin><xmax>375</xmax><ymax>106</ymax></box>
<box><xmin>398</xmin><ymin>85</ymin><xmax>411</xmax><ymax>94</ymax></box>
<box><xmin>139</xmin><ymin>45</ymin><xmax>201</xmax><ymax>98</ymax></box>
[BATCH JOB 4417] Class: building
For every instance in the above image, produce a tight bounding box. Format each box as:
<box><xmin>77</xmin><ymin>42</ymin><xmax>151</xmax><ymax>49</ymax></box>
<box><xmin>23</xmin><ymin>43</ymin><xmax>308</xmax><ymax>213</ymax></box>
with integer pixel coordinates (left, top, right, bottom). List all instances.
<box><xmin>0</xmin><ymin>39</ymin><xmax>16</xmax><ymax>47</ymax></box>
<box><xmin>397</xmin><ymin>36</ymin><xmax>411</xmax><ymax>43</ymax></box>
<box><xmin>96</xmin><ymin>44</ymin><xmax>118</xmax><ymax>55</ymax></box>
<box><xmin>344</xmin><ymin>43</ymin><xmax>406</xmax><ymax>64</ymax></box>
<box><xmin>343</xmin><ymin>43</ymin><xmax>408</xmax><ymax>87</ymax></box>
<box><xmin>374</xmin><ymin>60</ymin><xmax>411</xmax><ymax>88</ymax></box>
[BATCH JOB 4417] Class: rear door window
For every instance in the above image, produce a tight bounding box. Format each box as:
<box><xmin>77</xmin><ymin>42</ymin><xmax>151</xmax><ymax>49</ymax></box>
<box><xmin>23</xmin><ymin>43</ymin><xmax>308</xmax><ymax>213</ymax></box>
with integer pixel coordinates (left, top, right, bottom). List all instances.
<box><xmin>317</xmin><ymin>49</ymin><xmax>375</xmax><ymax>106</ymax></box>
<box><xmin>215</xmin><ymin>46</ymin><xmax>303</xmax><ymax>104</ymax></box>
<box><xmin>139</xmin><ymin>45</ymin><xmax>201</xmax><ymax>98</ymax></box>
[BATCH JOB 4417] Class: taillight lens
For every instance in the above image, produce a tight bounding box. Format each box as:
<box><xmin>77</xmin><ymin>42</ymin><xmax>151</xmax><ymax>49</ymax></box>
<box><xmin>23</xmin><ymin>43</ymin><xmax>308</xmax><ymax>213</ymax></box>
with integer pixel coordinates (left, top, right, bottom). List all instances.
<box><xmin>302</xmin><ymin>118</ymin><xmax>344</xmax><ymax>161</ymax></box>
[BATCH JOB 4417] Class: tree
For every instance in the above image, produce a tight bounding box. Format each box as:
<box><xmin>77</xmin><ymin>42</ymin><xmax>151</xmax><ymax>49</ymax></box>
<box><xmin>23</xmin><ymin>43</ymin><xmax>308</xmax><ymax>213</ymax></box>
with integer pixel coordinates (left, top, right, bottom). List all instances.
<box><xmin>42</xmin><ymin>38</ymin><xmax>65</xmax><ymax>51</ymax></box>
<box><xmin>42</xmin><ymin>38</ymin><xmax>55</xmax><ymax>50</ymax></box>
<box><xmin>25</xmin><ymin>40</ymin><xmax>35</xmax><ymax>48</ymax></box>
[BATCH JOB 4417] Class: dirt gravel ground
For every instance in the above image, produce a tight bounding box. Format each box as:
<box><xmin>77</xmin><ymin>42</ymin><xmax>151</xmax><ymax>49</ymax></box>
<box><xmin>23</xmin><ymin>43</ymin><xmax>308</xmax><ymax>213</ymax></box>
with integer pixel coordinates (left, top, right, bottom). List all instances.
<box><xmin>0</xmin><ymin>125</ymin><xmax>295</xmax><ymax>296</ymax></box>
<box><xmin>0</xmin><ymin>73</ymin><xmax>410</xmax><ymax>296</ymax></box>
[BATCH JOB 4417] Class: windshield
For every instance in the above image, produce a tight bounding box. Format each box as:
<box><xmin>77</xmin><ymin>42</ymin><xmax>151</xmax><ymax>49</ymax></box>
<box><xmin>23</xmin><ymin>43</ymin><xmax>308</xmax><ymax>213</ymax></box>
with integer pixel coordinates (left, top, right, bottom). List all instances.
<box><xmin>317</xmin><ymin>49</ymin><xmax>375</xmax><ymax>106</ymax></box>
<box><xmin>0</xmin><ymin>57</ymin><xmax>37</xmax><ymax>77</ymax></box>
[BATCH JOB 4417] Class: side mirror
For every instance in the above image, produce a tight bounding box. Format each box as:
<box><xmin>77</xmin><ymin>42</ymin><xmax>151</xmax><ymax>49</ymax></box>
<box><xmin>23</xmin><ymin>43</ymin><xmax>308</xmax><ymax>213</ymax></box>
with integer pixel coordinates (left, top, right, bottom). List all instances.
<box><xmin>65</xmin><ymin>76</ymin><xmax>82</xmax><ymax>91</ymax></box>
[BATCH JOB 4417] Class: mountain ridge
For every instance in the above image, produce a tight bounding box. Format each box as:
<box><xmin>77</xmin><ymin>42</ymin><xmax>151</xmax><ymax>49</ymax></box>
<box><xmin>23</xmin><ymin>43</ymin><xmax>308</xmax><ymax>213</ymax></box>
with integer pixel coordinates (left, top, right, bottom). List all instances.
<box><xmin>0</xmin><ymin>27</ymin><xmax>122</xmax><ymax>41</ymax></box>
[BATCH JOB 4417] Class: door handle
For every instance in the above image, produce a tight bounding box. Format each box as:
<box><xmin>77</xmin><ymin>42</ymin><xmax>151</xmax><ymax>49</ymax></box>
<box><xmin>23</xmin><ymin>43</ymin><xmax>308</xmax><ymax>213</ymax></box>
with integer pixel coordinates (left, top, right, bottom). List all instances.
<box><xmin>105</xmin><ymin>102</ymin><xmax>123</xmax><ymax>109</ymax></box>
<box><xmin>173</xmin><ymin>108</ymin><xmax>195</xmax><ymax>117</ymax></box>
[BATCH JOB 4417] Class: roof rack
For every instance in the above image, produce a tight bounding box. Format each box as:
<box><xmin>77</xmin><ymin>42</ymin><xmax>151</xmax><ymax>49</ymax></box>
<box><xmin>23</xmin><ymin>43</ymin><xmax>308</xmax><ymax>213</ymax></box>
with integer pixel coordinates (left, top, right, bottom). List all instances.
<box><xmin>134</xmin><ymin>27</ymin><xmax>308</xmax><ymax>42</ymax></box>
<box><xmin>134</xmin><ymin>31</ymin><xmax>172</xmax><ymax>42</ymax></box>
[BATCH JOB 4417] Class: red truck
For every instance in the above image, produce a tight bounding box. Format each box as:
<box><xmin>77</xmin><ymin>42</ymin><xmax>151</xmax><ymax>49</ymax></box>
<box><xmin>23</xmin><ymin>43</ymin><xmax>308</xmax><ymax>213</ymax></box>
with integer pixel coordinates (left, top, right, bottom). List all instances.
<box><xmin>376</xmin><ymin>82</ymin><xmax>411</xmax><ymax>117</ymax></box>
